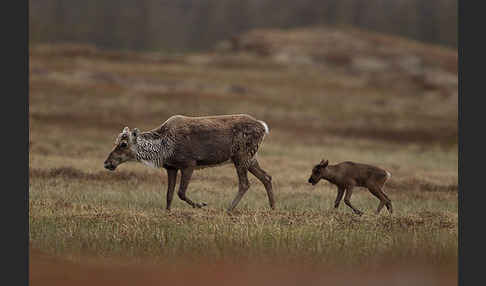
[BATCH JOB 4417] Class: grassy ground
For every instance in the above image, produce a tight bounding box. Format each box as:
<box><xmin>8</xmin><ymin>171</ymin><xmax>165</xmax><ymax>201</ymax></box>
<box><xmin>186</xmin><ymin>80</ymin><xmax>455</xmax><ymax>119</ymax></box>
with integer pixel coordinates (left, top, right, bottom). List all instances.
<box><xmin>29</xmin><ymin>28</ymin><xmax>457</xmax><ymax>282</ymax></box>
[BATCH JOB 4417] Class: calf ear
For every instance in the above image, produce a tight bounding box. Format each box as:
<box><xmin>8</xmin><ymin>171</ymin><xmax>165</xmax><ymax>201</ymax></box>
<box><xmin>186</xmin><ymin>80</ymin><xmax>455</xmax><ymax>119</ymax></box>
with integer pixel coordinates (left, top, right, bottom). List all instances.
<box><xmin>320</xmin><ymin>159</ymin><xmax>329</xmax><ymax>167</ymax></box>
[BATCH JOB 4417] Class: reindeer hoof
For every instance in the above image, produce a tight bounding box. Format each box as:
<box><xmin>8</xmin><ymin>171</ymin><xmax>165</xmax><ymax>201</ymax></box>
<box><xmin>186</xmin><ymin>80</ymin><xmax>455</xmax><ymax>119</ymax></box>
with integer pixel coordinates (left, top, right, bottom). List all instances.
<box><xmin>195</xmin><ymin>202</ymin><xmax>207</xmax><ymax>208</ymax></box>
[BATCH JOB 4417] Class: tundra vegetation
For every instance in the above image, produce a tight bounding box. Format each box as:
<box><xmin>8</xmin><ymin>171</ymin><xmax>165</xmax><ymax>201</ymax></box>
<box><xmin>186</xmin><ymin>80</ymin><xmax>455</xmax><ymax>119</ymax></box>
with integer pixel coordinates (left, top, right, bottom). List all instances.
<box><xmin>29</xmin><ymin>28</ymin><xmax>457</xmax><ymax>283</ymax></box>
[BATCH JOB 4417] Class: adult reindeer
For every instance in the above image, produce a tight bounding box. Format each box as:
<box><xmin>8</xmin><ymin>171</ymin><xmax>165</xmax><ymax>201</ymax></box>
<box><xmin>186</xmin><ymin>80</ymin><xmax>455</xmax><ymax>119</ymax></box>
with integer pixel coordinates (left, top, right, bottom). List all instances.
<box><xmin>104</xmin><ymin>114</ymin><xmax>274</xmax><ymax>212</ymax></box>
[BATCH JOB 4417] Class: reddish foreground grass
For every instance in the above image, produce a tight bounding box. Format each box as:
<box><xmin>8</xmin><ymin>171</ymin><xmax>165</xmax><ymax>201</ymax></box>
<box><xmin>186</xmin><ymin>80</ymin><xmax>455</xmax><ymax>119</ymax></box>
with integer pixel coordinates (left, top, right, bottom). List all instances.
<box><xmin>30</xmin><ymin>247</ymin><xmax>456</xmax><ymax>286</ymax></box>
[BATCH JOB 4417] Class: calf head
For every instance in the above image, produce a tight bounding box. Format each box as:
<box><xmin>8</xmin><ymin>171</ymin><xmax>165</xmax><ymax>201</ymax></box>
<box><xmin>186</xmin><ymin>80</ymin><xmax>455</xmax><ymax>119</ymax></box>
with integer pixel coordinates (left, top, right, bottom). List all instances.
<box><xmin>308</xmin><ymin>159</ymin><xmax>329</xmax><ymax>185</ymax></box>
<box><xmin>104</xmin><ymin>127</ymin><xmax>139</xmax><ymax>171</ymax></box>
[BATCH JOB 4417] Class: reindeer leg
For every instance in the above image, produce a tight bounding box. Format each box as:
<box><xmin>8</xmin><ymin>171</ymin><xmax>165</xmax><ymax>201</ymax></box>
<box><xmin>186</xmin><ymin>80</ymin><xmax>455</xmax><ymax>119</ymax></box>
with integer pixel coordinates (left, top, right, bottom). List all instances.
<box><xmin>368</xmin><ymin>185</ymin><xmax>392</xmax><ymax>214</ymax></box>
<box><xmin>177</xmin><ymin>166</ymin><xmax>207</xmax><ymax>208</ymax></box>
<box><xmin>248</xmin><ymin>160</ymin><xmax>275</xmax><ymax>210</ymax></box>
<box><xmin>344</xmin><ymin>186</ymin><xmax>363</xmax><ymax>216</ymax></box>
<box><xmin>381</xmin><ymin>190</ymin><xmax>393</xmax><ymax>214</ymax></box>
<box><xmin>371</xmin><ymin>189</ymin><xmax>386</xmax><ymax>214</ymax></box>
<box><xmin>381</xmin><ymin>176</ymin><xmax>393</xmax><ymax>214</ymax></box>
<box><xmin>228</xmin><ymin>164</ymin><xmax>250</xmax><ymax>212</ymax></box>
<box><xmin>165</xmin><ymin>167</ymin><xmax>178</xmax><ymax>211</ymax></box>
<box><xmin>334</xmin><ymin>187</ymin><xmax>345</xmax><ymax>209</ymax></box>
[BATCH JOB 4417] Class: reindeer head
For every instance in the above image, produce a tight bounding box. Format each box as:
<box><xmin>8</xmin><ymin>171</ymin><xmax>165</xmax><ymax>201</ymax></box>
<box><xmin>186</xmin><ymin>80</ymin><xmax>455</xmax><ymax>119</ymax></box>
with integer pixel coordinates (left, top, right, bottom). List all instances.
<box><xmin>307</xmin><ymin>159</ymin><xmax>329</xmax><ymax>185</ymax></box>
<box><xmin>104</xmin><ymin>127</ymin><xmax>139</xmax><ymax>171</ymax></box>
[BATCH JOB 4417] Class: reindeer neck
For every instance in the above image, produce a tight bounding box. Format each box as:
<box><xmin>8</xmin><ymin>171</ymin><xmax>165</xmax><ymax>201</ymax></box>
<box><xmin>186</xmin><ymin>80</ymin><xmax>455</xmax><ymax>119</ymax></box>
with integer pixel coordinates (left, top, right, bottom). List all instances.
<box><xmin>322</xmin><ymin>166</ymin><xmax>339</xmax><ymax>182</ymax></box>
<box><xmin>135</xmin><ymin>132</ymin><xmax>174</xmax><ymax>168</ymax></box>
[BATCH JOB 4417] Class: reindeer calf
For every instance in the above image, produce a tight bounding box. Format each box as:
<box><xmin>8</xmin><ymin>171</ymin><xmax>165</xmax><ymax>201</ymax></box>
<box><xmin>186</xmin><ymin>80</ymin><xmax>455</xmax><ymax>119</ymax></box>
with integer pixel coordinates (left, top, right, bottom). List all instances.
<box><xmin>307</xmin><ymin>160</ymin><xmax>393</xmax><ymax>215</ymax></box>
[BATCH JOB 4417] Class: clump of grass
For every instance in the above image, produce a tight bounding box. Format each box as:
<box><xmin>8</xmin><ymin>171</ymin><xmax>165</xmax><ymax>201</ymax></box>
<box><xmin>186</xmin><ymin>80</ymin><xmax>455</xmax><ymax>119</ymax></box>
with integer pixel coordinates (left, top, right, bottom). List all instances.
<box><xmin>29</xmin><ymin>175</ymin><xmax>457</xmax><ymax>267</ymax></box>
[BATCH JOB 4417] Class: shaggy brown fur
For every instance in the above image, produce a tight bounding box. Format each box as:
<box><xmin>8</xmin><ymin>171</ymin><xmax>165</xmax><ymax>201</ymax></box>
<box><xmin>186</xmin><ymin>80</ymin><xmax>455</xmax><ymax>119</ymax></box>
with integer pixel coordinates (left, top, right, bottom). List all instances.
<box><xmin>308</xmin><ymin>159</ymin><xmax>392</xmax><ymax>215</ymax></box>
<box><xmin>104</xmin><ymin>114</ymin><xmax>274</xmax><ymax>211</ymax></box>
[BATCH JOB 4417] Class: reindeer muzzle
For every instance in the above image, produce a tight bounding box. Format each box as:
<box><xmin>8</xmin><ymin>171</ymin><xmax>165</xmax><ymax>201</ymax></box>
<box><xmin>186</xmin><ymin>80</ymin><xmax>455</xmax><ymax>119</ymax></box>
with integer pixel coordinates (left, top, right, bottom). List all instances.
<box><xmin>104</xmin><ymin>161</ymin><xmax>117</xmax><ymax>171</ymax></box>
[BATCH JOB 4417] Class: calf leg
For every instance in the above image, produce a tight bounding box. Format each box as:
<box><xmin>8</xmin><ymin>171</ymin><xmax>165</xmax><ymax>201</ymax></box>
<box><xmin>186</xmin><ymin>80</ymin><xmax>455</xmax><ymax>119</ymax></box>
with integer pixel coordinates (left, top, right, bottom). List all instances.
<box><xmin>165</xmin><ymin>168</ymin><xmax>178</xmax><ymax>211</ymax></box>
<box><xmin>381</xmin><ymin>176</ymin><xmax>393</xmax><ymax>213</ymax></box>
<box><xmin>248</xmin><ymin>160</ymin><xmax>275</xmax><ymax>210</ymax></box>
<box><xmin>367</xmin><ymin>187</ymin><xmax>386</xmax><ymax>214</ymax></box>
<box><xmin>368</xmin><ymin>186</ymin><xmax>393</xmax><ymax>214</ymax></box>
<box><xmin>382</xmin><ymin>191</ymin><xmax>393</xmax><ymax>214</ymax></box>
<box><xmin>177</xmin><ymin>167</ymin><xmax>207</xmax><ymax>208</ymax></box>
<box><xmin>228</xmin><ymin>165</ymin><xmax>250</xmax><ymax>212</ymax></box>
<box><xmin>334</xmin><ymin>187</ymin><xmax>345</xmax><ymax>209</ymax></box>
<box><xmin>344</xmin><ymin>186</ymin><xmax>363</xmax><ymax>215</ymax></box>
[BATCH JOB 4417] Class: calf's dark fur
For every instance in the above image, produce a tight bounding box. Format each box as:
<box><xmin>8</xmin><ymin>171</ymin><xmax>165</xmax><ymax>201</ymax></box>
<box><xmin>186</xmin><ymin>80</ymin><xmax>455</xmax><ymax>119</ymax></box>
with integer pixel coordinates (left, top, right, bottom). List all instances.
<box><xmin>308</xmin><ymin>159</ymin><xmax>393</xmax><ymax>215</ymax></box>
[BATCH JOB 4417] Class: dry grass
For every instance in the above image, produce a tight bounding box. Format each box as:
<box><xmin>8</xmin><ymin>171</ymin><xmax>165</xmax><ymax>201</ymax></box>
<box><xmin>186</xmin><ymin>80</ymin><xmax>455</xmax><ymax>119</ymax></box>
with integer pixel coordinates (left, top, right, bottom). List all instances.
<box><xmin>29</xmin><ymin>28</ymin><xmax>457</xmax><ymax>284</ymax></box>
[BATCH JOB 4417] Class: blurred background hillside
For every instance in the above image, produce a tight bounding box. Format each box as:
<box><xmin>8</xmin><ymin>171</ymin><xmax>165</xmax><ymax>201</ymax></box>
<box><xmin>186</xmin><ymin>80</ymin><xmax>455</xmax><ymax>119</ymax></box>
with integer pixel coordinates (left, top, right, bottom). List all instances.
<box><xmin>29</xmin><ymin>0</ymin><xmax>457</xmax><ymax>52</ymax></box>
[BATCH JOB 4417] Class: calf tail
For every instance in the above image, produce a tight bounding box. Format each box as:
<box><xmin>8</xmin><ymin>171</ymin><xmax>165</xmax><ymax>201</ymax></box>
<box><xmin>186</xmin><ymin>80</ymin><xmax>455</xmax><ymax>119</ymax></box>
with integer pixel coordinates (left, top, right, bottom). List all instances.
<box><xmin>382</xmin><ymin>170</ymin><xmax>392</xmax><ymax>189</ymax></box>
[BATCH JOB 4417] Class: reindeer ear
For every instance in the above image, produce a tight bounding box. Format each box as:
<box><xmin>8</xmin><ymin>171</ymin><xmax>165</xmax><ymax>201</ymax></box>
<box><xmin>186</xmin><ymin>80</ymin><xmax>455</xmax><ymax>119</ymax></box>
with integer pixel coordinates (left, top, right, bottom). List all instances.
<box><xmin>122</xmin><ymin>126</ymin><xmax>130</xmax><ymax>133</ymax></box>
<box><xmin>132</xmin><ymin>128</ymin><xmax>139</xmax><ymax>138</ymax></box>
<box><xmin>320</xmin><ymin>159</ymin><xmax>329</xmax><ymax>167</ymax></box>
